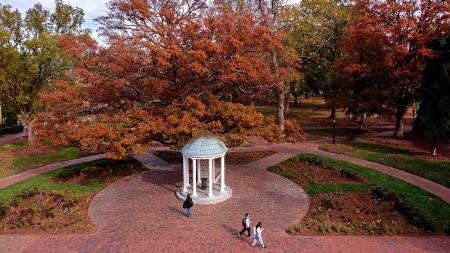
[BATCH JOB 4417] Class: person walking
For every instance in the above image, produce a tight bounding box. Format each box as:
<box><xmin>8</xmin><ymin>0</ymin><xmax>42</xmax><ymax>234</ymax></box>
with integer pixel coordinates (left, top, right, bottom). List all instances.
<box><xmin>238</xmin><ymin>213</ymin><xmax>251</xmax><ymax>238</ymax></box>
<box><xmin>252</xmin><ymin>222</ymin><xmax>265</xmax><ymax>248</ymax></box>
<box><xmin>183</xmin><ymin>194</ymin><xmax>194</xmax><ymax>218</ymax></box>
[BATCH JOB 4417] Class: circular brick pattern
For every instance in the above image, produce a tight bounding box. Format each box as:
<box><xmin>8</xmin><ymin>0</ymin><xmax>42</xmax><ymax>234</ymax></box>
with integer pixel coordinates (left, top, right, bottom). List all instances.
<box><xmin>88</xmin><ymin>162</ymin><xmax>309</xmax><ymax>236</ymax></box>
<box><xmin>0</xmin><ymin>150</ymin><xmax>449</xmax><ymax>252</ymax></box>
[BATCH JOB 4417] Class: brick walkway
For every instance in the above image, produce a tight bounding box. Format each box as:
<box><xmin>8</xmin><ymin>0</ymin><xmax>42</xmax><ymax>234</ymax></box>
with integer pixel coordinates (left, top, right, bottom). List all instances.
<box><xmin>0</xmin><ymin>154</ymin><xmax>105</xmax><ymax>189</ymax></box>
<box><xmin>0</xmin><ymin>143</ymin><xmax>448</xmax><ymax>252</ymax></box>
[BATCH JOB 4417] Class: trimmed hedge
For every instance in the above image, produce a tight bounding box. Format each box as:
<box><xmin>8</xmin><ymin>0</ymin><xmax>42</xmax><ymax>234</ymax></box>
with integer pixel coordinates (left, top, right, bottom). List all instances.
<box><xmin>0</xmin><ymin>124</ymin><xmax>24</xmax><ymax>136</ymax></box>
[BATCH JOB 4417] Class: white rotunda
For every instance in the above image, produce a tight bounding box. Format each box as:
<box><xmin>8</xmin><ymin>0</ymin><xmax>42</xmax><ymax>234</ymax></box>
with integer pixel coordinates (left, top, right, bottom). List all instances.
<box><xmin>176</xmin><ymin>136</ymin><xmax>232</xmax><ymax>204</ymax></box>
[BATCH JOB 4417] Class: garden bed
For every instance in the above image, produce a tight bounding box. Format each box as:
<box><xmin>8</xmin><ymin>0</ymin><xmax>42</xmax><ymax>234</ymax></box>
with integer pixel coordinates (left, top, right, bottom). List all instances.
<box><xmin>290</xmin><ymin>191</ymin><xmax>428</xmax><ymax>235</ymax></box>
<box><xmin>154</xmin><ymin>150</ymin><xmax>276</xmax><ymax>165</ymax></box>
<box><xmin>0</xmin><ymin>158</ymin><xmax>147</xmax><ymax>234</ymax></box>
<box><xmin>0</xmin><ymin>189</ymin><xmax>93</xmax><ymax>234</ymax></box>
<box><xmin>268</xmin><ymin>154</ymin><xmax>450</xmax><ymax>235</ymax></box>
<box><xmin>319</xmin><ymin>140</ymin><xmax>450</xmax><ymax>187</ymax></box>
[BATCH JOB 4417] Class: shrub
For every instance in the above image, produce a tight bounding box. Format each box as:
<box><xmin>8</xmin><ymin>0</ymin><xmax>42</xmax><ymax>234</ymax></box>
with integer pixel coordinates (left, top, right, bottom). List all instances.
<box><xmin>319</xmin><ymin>143</ymin><xmax>353</xmax><ymax>154</ymax></box>
<box><xmin>0</xmin><ymin>124</ymin><xmax>23</xmax><ymax>135</ymax></box>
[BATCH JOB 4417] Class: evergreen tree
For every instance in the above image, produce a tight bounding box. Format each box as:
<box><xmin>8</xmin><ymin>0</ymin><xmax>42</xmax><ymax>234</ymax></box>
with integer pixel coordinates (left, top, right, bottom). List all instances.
<box><xmin>413</xmin><ymin>37</ymin><xmax>450</xmax><ymax>155</ymax></box>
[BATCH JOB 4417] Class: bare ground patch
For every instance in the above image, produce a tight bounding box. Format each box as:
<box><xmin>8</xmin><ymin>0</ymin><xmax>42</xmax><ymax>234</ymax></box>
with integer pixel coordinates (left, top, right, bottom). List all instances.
<box><xmin>288</xmin><ymin>191</ymin><xmax>433</xmax><ymax>235</ymax></box>
<box><xmin>0</xmin><ymin>189</ymin><xmax>93</xmax><ymax>234</ymax></box>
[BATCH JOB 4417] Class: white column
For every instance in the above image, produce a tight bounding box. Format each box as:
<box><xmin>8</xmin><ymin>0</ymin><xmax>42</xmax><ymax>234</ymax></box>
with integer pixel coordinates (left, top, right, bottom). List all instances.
<box><xmin>197</xmin><ymin>160</ymin><xmax>202</xmax><ymax>184</ymax></box>
<box><xmin>220</xmin><ymin>155</ymin><xmax>225</xmax><ymax>193</ymax></box>
<box><xmin>208</xmin><ymin>158</ymin><xmax>213</xmax><ymax>197</ymax></box>
<box><xmin>186</xmin><ymin>158</ymin><xmax>190</xmax><ymax>187</ymax></box>
<box><xmin>192</xmin><ymin>159</ymin><xmax>197</xmax><ymax>197</ymax></box>
<box><xmin>183</xmin><ymin>156</ymin><xmax>188</xmax><ymax>194</ymax></box>
<box><xmin>212</xmin><ymin>159</ymin><xmax>216</xmax><ymax>182</ymax></box>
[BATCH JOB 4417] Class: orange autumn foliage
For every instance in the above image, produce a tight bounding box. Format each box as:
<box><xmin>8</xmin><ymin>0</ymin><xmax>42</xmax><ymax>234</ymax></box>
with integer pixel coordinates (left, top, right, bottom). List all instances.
<box><xmin>37</xmin><ymin>1</ymin><xmax>305</xmax><ymax>159</ymax></box>
<box><xmin>39</xmin><ymin>89</ymin><xmax>303</xmax><ymax>159</ymax></box>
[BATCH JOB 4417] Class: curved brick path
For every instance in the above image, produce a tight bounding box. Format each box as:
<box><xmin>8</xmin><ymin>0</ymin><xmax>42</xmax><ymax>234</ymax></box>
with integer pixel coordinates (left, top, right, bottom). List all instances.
<box><xmin>0</xmin><ymin>140</ymin><xmax>449</xmax><ymax>252</ymax></box>
<box><xmin>0</xmin><ymin>154</ymin><xmax>448</xmax><ymax>252</ymax></box>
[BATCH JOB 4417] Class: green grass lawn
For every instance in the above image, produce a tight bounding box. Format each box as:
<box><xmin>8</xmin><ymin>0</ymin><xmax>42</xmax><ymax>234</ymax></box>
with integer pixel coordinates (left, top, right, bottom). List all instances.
<box><xmin>0</xmin><ymin>158</ymin><xmax>147</xmax><ymax>233</ymax></box>
<box><xmin>0</xmin><ymin>139</ymin><xmax>27</xmax><ymax>153</ymax></box>
<box><xmin>0</xmin><ymin>140</ymin><xmax>80</xmax><ymax>179</ymax></box>
<box><xmin>269</xmin><ymin>153</ymin><xmax>450</xmax><ymax>234</ymax></box>
<box><xmin>0</xmin><ymin>158</ymin><xmax>146</xmax><ymax>206</ymax></box>
<box><xmin>332</xmin><ymin>141</ymin><xmax>450</xmax><ymax>188</ymax></box>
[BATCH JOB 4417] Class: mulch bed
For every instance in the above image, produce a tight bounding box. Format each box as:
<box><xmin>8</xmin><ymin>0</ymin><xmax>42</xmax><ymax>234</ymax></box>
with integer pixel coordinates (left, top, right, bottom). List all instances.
<box><xmin>289</xmin><ymin>191</ymin><xmax>431</xmax><ymax>235</ymax></box>
<box><xmin>0</xmin><ymin>159</ymin><xmax>146</xmax><ymax>234</ymax></box>
<box><xmin>0</xmin><ymin>190</ymin><xmax>93</xmax><ymax>234</ymax></box>
<box><xmin>319</xmin><ymin>143</ymin><xmax>354</xmax><ymax>154</ymax></box>
<box><xmin>275</xmin><ymin>159</ymin><xmax>365</xmax><ymax>187</ymax></box>
<box><xmin>273</xmin><ymin>159</ymin><xmax>436</xmax><ymax>235</ymax></box>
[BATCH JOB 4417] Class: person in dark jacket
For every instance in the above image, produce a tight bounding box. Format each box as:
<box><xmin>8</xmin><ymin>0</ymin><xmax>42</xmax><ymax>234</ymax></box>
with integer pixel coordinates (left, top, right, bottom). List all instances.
<box><xmin>183</xmin><ymin>194</ymin><xmax>194</xmax><ymax>218</ymax></box>
<box><xmin>238</xmin><ymin>213</ymin><xmax>251</xmax><ymax>238</ymax></box>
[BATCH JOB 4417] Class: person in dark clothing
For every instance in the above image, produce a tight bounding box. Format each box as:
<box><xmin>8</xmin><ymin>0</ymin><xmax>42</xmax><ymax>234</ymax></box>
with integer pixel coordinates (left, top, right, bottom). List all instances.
<box><xmin>183</xmin><ymin>194</ymin><xmax>194</xmax><ymax>218</ymax></box>
<box><xmin>238</xmin><ymin>213</ymin><xmax>251</xmax><ymax>238</ymax></box>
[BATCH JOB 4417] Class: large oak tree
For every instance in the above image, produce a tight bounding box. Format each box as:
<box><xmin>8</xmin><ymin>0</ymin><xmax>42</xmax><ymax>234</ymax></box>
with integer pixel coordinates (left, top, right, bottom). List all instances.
<box><xmin>40</xmin><ymin>0</ymin><xmax>302</xmax><ymax>159</ymax></box>
<box><xmin>338</xmin><ymin>0</ymin><xmax>449</xmax><ymax>137</ymax></box>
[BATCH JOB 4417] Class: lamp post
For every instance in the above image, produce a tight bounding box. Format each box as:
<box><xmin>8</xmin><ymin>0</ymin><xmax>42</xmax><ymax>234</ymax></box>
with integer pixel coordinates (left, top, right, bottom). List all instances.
<box><xmin>332</xmin><ymin>118</ymin><xmax>336</xmax><ymax>144</ymax></box>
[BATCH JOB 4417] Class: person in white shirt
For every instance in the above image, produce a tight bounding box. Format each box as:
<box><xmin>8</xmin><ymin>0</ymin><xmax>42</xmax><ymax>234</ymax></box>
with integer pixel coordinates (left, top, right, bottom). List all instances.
<box><xmin>238</xmin><ymin>213</ymin><xmax>251</xmax><ymax>238</ymax></box>
<box><xmin>252</xmin><ymin>222</ymin><xmax>265</xmax><ymax>248</ymax></box>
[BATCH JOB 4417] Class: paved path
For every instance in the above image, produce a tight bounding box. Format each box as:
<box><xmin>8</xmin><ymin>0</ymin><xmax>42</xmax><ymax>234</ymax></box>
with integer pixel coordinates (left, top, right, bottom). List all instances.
<box><xmin>0</xmin><ymin>139</ymin><xmax>448</xmax><ymax>252</ymax></box>
<box><xmin>270</xmin><ymin>142</ymin><xmax>450</xmax><ymax>203</ymax></box>
<box><xmin>0</xmin><ymin>131</ymin><xmax>27</xmax><ymax>145</ymax></box>
<box><xmin>0</xmin><ymin>153</ymin><xmax>448</xmax><ymax>252</ymax></box>
<box><xmin>0</xmin><ymin>154</ymin><xmax>105</xmax><ymax>189</ymax></box>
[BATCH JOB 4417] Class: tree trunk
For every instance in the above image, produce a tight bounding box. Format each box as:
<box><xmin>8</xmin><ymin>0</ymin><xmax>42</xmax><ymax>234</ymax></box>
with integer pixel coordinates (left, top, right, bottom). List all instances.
<box><xmin>293</xmin><ymin>93</ymin><xmax>298</xmax><ymax>107</ymax></box>
<box><xmin>27</xmin><ymin>123</ymin><xmax>33</xmax><ymax>145</ymax></box>
<box><xmin>0</xmin><ymin>103</ymin><xmax>3</xmax><ymax>125</ymax></box>
<box><xmin>359</xmin><ymin>112</ymin><xmax>365</xmax><ymax>130</ymax></box>
<box><xmin>278</xmin><ymin>91</ymin><xmax>286</xmax><ymax>131</ymax></box>
<box><xmin>330</xmin><ymin>104</ymin><xmax>336</xmax><ymax>119</ymax></box>
<box><xmin>394</xmin><ymin>106</ymin><xmax>407</xmax><ymax>138</ymax></box>
<box><xmin>312</xmin><ymin>92</ymin><xmax>315</xmax><ymax>111</ymax></box>
<box><xmin>284</xmin><ymin>93</ymin><xmax>290</xmax><ymax>114</ymax></box>
<box><xmin>20</xmin><ymin>111</ymin><xmax>33</xmax><ymax>146</ymax></box>
<box><xmin>431</xmin><ymin>143</ymin><xmax>437</xmax><ymax>156</ymax></box>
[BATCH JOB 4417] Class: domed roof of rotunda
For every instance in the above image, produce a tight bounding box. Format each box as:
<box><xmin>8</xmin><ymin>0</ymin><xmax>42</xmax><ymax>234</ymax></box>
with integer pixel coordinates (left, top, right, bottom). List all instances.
<box><xmin>181</xmin><ymin>136</ymin><xmax>228</xmax><ymax>158</ymax></box>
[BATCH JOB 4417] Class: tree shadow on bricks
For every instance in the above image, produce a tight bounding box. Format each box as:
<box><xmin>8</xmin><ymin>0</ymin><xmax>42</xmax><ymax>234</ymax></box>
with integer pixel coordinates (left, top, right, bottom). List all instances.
<box><xmin>221</xmin><ymin>224</ymin><xmax>239</xmax><ymax>238</ymax></box>
<box><xmin>141</xmin><ymin>170</ymin><xmax>181</xmax><ymax>193</ymax></box>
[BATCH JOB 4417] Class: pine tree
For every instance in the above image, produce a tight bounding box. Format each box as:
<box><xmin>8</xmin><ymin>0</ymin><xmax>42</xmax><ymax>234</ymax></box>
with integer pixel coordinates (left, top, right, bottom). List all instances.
<box><xmin>413</xmin><ymin>37</ymin><xmax>450</xmax><ymax>156</ymax></box>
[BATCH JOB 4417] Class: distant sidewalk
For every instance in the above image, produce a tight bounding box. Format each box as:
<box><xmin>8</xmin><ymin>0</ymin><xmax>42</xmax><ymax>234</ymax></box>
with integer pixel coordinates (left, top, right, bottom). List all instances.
<box><xmin>0</xmin><ymin>154</ymin><xmax>105</xmax><ymax>189</ymax></box>
<box><xmin>269</xmin><ymin>142</ymin><xmax>450</xmax><ymax>203</ymax></box>
<box><xmin>0</xmin><ymin>131</ymin><xmax>27</xmax><ymax>145</ymax></box>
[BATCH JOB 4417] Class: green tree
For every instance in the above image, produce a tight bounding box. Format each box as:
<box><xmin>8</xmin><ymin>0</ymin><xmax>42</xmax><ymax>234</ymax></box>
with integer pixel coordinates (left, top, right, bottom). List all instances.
<box><xmin>284</xmin><ymin>0</ymin><xmax>352</xmax><ymax>118</ymax></box>
<box><xmin>413</xmin><ymin>37</ymin><xmax>450</xmax><ymax>156</ymax></box>
<box><xmin>0</xmin><ymin>1</ymin><xmax>86</xmax><ymax>144</ymax></box>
